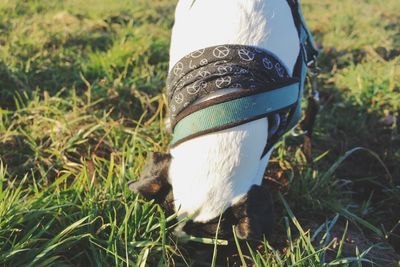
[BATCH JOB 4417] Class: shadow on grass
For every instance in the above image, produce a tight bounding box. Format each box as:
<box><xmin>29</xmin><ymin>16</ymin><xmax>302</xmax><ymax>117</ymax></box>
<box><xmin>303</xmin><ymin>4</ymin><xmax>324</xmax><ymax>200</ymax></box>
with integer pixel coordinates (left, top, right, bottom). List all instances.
<box><xmin>0</xmin><ymin>136</ymin><xmax>35</xmax><ymax>178</ymax></box>
<box><xmin>280</xmin><ymin>46</ymin><xmax>400</xmax><ymax>253</ymax></box>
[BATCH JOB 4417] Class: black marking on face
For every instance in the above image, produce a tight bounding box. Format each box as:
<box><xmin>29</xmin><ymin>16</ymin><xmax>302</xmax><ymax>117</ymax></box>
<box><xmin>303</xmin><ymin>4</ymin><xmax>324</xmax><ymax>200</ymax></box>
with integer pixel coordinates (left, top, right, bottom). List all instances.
<box><xmin>128</xmin><ymin>152</ymin><xmax>175</xmax><ymax>214</ymax></box>
<box><xmin>183</xmin><ymin>185</ymin><xmax>275</xmax><ymax>240</ymax></box>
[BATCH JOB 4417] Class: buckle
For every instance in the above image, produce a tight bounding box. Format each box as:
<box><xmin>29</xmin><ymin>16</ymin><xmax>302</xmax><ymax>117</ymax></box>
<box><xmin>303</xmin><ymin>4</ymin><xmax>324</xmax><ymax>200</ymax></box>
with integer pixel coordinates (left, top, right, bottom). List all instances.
<box><xmin>307</xmin><ymin>55</ymin><xmax>320</xmax><ymax>77</ymax></box>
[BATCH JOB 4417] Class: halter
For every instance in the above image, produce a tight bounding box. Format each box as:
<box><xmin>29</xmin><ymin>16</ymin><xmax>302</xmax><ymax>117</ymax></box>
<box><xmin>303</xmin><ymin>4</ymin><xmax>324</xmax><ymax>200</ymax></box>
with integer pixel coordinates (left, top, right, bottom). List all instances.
<box><xmin>167</xmin><ymin>0</ymin><xmax>319</xmax><ymax>156</ymax></box>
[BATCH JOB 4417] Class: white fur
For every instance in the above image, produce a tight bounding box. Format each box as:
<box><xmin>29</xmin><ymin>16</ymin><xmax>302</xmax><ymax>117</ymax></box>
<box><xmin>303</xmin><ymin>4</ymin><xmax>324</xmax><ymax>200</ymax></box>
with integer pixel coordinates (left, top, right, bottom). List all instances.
<box><xmin>168</xmin><ymin>0</ymin><xmax>300</xmax><ymax>223</ymax></box>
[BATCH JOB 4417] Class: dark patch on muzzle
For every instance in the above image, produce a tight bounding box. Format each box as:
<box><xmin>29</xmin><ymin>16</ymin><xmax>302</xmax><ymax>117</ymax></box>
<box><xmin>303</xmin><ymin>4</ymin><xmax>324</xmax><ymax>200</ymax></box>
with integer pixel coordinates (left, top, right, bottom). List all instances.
<box><xmin>128</xmin><ymin>152</ymin><xmax>175</xmax><ymax>214</ymax></box>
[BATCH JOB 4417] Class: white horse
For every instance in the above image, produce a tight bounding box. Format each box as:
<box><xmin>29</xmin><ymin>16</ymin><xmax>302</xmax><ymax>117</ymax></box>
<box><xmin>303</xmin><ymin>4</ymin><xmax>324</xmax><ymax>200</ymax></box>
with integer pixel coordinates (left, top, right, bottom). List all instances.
<box><xmin>168</xmin><ymin>0</ymin><xmax>300</xmax><ymax>225</ymax></box>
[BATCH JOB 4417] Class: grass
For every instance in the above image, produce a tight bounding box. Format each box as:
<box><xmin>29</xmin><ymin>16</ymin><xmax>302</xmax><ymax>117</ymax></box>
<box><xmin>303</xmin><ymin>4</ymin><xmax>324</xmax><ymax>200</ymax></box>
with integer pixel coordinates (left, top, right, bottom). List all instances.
<box><xmin>0</xmin><ymin>0</ymin><xmax>399</xmax><ymax>266</ymax></box>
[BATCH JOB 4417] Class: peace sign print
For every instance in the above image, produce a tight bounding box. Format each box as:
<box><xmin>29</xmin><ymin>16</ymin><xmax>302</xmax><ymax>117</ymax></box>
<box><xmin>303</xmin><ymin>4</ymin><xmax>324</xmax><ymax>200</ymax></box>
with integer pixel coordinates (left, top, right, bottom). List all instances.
<box><xmin>215</xmin><ymin>76</ymin><xmax>232</xmax><ymax>88</ymax></box>
<box><xmin>198</xmin><ymin>69</ymin><xmax>211</xmax><ymax>78</ymax></box>
<box><xmin>231</xmin><ymin>83</ymin><xmax>242</xmax><ymax>88</ymax></box>
<box><xmin>262</xmin><ymin>57</ymin><xmax>273</xmax><ymax>69</ymax></box>
<box><xmin>187</xmin><ymin>81</ymin><xmax>207</xmax><ymax>95</ymax></box>
<box><xmin>236</xmin><ymin>68</ymin><xmax>249</xmax><ymax>75</ymax></box>
<box><xmin>173</xmin><ymin>62</ymin><xmax>184</xmax><ymax>75</ymax></box>
<box><xmin>174</xmin><ymin>93</ymin><xmax>184</xmax><ymax>104</ymax></box>
<box><xmin>275</xmin><ymin>63</ymin><xmax>285</xmax><ymax>77</ymax></box>
<box><xmin>200</xmin><ymin>59</ymin><xmax>208</xmax><ymax>66</ymax></box>
<box><xmin>191</xmin><ymin>49</ymin><xmax>205</xmax><ymax>58</ymax></box>
<box><xmin>185</xmin><ymin>73</ymin><xmax>194</xmax><ymax>80</ymax></box>
<box><xmin>217</xmin><ymin>65</ymin><xmax>233</xmax><ymax>75</ymax></box>
<box><xmin>213</xmin><ymin>46</ymin><xmax>230</xmax><ymax>58</ymax></box>
<box><xmin>238</xmin><ymin>48</ymin><xmax>255</xmax><ymax>61</ymax></box>
<box><xmin>167</xmin><ymin>44</ymin><xmax>292</xmax><ymax>119</ymax></box>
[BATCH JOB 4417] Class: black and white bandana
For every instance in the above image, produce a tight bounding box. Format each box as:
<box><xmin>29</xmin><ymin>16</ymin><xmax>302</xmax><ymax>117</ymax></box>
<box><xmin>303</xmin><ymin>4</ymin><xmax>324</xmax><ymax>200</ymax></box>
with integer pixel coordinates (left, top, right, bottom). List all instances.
<box><xmin>167</xmin><ymin>45</ymin><xmax>291</xmax><ymax>120</ymax></box>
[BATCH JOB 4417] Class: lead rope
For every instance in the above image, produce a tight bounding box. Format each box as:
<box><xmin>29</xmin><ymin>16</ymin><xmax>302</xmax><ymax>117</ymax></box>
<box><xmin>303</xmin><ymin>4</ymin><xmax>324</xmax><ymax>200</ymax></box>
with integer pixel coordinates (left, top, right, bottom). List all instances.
<box><xmin>286</xmin><ymin>0</ymin><xmax>321</xmax><ymax>163</ymax></box>
<box><xmin>300</xmin><ymin>58</ymin><xmax>321</xmax><ymax>163</ymax></box>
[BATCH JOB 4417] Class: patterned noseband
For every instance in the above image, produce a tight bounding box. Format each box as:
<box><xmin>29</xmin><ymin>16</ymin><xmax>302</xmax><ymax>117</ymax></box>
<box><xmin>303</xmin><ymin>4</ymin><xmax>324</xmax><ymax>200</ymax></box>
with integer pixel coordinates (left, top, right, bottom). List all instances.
<box><xmin>167</xmin><ymin>45</ymin><xmax>293</xmax><ymax>123</ymax></box>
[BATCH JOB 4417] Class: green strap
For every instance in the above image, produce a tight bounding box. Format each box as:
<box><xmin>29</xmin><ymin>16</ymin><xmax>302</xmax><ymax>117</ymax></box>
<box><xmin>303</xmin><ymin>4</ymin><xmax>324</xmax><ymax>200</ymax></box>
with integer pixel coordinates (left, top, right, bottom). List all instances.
<box><xmin>171</xmin><ymin>83</ymin><xmax>299</xmax><ymax>146</ymax></box>
<box><xmin>285</xmin><ymin>55</ymin><xmax>307</xmax><ymax>131</ymax></box>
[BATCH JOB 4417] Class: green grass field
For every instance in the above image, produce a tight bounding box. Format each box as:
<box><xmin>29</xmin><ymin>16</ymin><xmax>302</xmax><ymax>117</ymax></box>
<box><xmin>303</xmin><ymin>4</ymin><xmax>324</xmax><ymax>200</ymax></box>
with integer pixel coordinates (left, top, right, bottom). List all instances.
<box><xmin>0</xmin><ymin>0</ymin><xmax>399</xmax><ymax>266</ymax></box>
